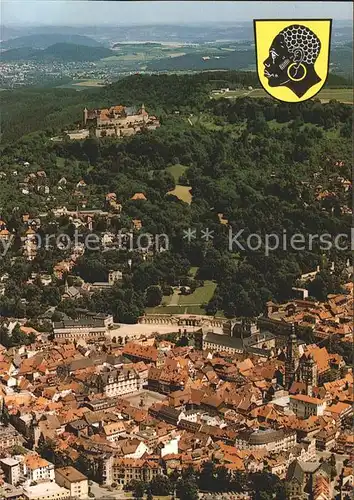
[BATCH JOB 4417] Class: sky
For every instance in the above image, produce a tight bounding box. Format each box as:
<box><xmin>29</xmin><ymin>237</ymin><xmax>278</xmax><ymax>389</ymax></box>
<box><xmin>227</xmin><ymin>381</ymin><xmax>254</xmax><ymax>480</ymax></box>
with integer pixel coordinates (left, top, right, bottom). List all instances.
<box><xmin>2</xmin><ymin>1</ymin><xmax>353</xmax><ymax>26</ymax></box>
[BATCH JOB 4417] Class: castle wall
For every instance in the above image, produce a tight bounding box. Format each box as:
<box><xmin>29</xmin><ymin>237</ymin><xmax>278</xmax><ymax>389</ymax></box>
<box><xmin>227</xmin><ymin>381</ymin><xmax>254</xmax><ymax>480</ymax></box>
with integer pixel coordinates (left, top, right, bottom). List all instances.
<box><xmin>96</xmin><ymin>128</ymin><xmax>118</xmax><ymax>138</ymax></box>
<box><xmin>68</xmin><ymin>130</ymin><xmax>90</xmax><ymax>140</ymax></box>
<box><xmin>97</xmin><ymin>114</ymin><xmax>148</xmax><ymax>128</ymax></box>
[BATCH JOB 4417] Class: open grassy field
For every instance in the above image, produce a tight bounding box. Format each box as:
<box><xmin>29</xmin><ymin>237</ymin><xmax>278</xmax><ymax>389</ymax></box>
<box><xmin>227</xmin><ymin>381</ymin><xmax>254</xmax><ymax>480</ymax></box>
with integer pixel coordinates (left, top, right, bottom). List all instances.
<box><xmin>97</xmin><ymin>44</ymin><xmax>190</xmax><ymax>70</ymax></box>
<box><xmin>145</xmin><ymin>280</ymin><xmax>216</xmax><ymax>316</ymax></box>
<box><xmin>316</xmin><ymin>88</ymin><xmax>353</xmax><ymax>103</ymax></box>
<box><xmin>56</xmin><ymin>79</ymin><xmax>106</xmax><ymax>90</ymax></box>
<box><xmin>166</xmin><ymin>164</ymin><xmax>188</xmax><ymax>183</ymax></box>
<box><xmin>72</xmin><ymin>79</ymin><xmax>105</xmax><ymax>87</ymax></box>
<box><xmin>167</xmin><ymin>185</ymin><xmax>192</xmax><ymax>204</ymax></box>
<box><xmin>178</xmin><ymin>280</ymin><xmax>217</xmax><ymax>305</ymax></box>
<box><xmin>211</xmin><ymin>87</ymin><xmax>353</xmax><ymax>103</ymax></box>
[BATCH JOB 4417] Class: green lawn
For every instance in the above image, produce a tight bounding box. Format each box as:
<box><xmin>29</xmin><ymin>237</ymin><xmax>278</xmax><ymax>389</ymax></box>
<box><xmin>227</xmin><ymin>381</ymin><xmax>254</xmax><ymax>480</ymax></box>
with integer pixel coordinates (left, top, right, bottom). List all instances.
<box><xmin>179</xmin><ymin>280</ymin><xmax>217</xmax><ymax>305</ymax></box>
<box><xmin>159</xmin><ymin>296</ymin><xmax>171</xmax><ymax>307</ymax></box>
<box><xmin>145</xmin><ymin>305</ymin><xmax>209</xmax><ymax>315</ymax></box>
<box><xmin>166</xmin><ymin>164</ymin><xmax>188</xmax><ymax>183</ymax></box>
<box><xmin>145</xmin><ymin>305</ymin><xmax>187</xmax><ymax>315</ymax></box>
<box><xmin>184</xmin><ymin>305</ymin><xmax>207</xmax><ymax>315</ymax></box>
<box><xmin>145</xmin><ymin>280</ymin><xmax>217</xmax><ymax>316</ymax></box>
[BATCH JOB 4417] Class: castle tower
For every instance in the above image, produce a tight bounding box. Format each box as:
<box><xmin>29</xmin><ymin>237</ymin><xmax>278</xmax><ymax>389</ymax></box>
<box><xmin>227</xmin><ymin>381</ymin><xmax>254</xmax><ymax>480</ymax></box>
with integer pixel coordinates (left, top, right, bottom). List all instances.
<box><xmin>285</xmin><ymin>323</ymin><xmax>300</xmax><ymax>390</ymax></box>
<box><xmin>83</xmin><ymin>107</ymin><xmax>88</xmax><ymax>127</ymax></box>
<box><xmin>299</xmin><ymin>354</ymin><xmax>318</xmax><ymax>396</ymax></box>
<box><xmin>141</xmin><ymin>103</ymin><xmax>148</xmax><ymax>122</ymax></box>
<box><xmin>193</xmin><ymin>329</ymin><xmax>203</xmax><ymax>351</ymax></box>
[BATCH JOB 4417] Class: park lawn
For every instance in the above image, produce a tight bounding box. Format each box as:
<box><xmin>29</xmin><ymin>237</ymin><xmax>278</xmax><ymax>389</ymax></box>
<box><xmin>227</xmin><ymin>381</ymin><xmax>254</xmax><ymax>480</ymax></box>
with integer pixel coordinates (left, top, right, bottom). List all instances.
<box><xmin>185</xmin><ymin>305</ymin><xmax>207</xmax><ymax>315</ymax></box>
<box><xmin>160</xmin><ymin>295</ymin><xmax>175</xmax><ymax>306</ymax></box>
<box><xmin>166</xmin><ymin>164</ymin><xmax>188</xmax><ymax>183</ymax></box>
<box><xmin>145</xmin><ymin>305</ymin><xmax>209</xmax><ymax>315</ymax></box>
<box><xmin>145</xmin><ymin>305</ymin><xmax>186</xmax><ymax>315</ymax></box>
<box><xmin>179</xmin><ymin>280</ymin><xmax>217</xmax><ymax>305</ymax></box>
<box><xmin>167</xmin><ymin>185</ymin><xmax>192</xmax><ymax>204</ymax></box>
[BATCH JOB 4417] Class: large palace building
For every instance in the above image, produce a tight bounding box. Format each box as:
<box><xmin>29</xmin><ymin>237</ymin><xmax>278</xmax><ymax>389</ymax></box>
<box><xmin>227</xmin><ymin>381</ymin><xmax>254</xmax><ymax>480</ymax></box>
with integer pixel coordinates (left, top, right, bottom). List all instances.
<box><xmin>82</xmin><ymin>104</ymin><xmax>160</xmax><ymax>138</ymax></box>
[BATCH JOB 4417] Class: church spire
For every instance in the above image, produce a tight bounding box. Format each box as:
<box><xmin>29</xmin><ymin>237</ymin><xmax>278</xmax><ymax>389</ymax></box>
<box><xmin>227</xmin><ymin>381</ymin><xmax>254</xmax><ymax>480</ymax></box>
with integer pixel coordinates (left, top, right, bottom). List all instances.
<box><xmin>285</xmin><ymin>323</ymin><xmax>300</xmax><ymax>390</ymax></box>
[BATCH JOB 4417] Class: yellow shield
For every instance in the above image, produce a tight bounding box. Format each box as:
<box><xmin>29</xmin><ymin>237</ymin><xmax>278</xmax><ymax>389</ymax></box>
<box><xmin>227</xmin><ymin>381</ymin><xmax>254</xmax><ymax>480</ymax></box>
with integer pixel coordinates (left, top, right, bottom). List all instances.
<box><xmin>254</xmin><ymin>19</ymin><xmax>332</xmax><ymax>102</ymax></box>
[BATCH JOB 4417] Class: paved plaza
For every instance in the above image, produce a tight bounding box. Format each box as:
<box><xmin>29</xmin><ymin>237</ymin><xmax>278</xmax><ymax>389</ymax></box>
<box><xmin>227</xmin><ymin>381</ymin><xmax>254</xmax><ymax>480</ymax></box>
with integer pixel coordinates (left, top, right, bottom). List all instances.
<box><xmin>123</xmin><ymin>389</ymin><xmax>167</xmax><ymax>409</ymax></box>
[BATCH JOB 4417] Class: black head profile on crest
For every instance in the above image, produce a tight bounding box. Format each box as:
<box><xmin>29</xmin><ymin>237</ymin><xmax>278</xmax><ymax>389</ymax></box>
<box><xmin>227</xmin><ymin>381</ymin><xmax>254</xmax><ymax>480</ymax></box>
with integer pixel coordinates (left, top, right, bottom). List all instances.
<box><xmin>263</xmin><ymin>24</ymin><xmax>322</xmax><ymax>98</ymax></box>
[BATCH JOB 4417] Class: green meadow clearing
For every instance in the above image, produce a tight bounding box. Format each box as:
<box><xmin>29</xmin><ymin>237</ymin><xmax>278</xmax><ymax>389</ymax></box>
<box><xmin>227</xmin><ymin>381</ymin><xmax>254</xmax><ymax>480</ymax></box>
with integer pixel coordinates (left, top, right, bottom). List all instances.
<box><xmin>167</xmin><ymin>185</ymin><xmax>192</xmax><ymax>204</ymax></box>
<box><xmin>165</xmin><ymin>164</ymin><xmax>188</xmax><ymax>183</ymax></box>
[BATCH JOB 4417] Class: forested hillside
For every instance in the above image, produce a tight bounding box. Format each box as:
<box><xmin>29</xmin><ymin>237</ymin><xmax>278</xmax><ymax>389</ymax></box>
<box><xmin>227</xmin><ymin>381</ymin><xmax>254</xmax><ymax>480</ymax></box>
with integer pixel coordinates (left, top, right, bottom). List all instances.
<box><xmin>0</xmin><ymin>72</ymin><xmax>351</xmax><ymax>321</ymax></box>
<box><xmin>1</xmin><ymin>43</ymin><xmax>114</xmax><ymax>62</ymax></box>
<box><xmin>0</xmin><ymin>71</ymin><xmax>351</xmax><ymax>144</ymax></box>
<box><xmin>0</xmin><ymin>33</ymin><xmax>104</xmax><ymax>49</ymax></box>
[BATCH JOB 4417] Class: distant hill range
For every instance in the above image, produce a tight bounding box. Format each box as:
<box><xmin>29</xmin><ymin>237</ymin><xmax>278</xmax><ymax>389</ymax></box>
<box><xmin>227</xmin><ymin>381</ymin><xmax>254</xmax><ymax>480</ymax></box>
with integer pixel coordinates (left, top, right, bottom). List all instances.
<box><xmin>0</xmin><ymin>33</ymin><xmax>104</xmax><ymax>50</ymax></box>
<box><xmin>1</xmin><ymin>43</ymin><xmax>114</xmax><ymax>62</ymax></box>
<box><xmin>147</xmin><ymin>50</ymin><xmax>256</xmax><ymax>72</ymax></box>
<box><xmin>147</xmin><ymin>45</ymin><xmax>353</xmax><ymax>77</ymax></box>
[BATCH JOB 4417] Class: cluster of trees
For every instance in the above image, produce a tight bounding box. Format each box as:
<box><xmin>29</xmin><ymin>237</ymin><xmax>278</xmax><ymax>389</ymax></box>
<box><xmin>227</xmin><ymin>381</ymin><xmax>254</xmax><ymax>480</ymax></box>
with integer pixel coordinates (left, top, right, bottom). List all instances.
<box><xmin>0</xmin><ymin>324</ymin><xmax>36</xmax><ymax>348</ymax></box>
<box><xmin>0</xmin><ymin>256</ymin><xmax>62</xmax><ymax>319</ymax></box>
<box><xmin>210</xmin><ymin>96</ymin><xmax>352</xmax><ymax>134</ymax></box>
<box><xmin>126</xmin><ymin>463</ymin><xmax>285</xmax><ymax>500</ymax></box>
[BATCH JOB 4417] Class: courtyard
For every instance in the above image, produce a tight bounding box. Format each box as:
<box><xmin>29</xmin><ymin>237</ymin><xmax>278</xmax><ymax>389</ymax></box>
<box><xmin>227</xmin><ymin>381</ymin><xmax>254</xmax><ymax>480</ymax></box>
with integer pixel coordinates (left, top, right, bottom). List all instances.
<box><xmin>123</xmin><ymin>389</ymin><xmax>167</xmax><ymax>410</ymax></box>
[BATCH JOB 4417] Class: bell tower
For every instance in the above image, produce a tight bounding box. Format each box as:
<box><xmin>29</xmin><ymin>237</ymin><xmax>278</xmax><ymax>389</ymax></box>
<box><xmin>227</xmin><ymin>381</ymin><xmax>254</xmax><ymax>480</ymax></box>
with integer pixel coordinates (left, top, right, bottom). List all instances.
<box><xmin>285</xmin><ymin>323</ymin><xmax>300</xmax><ymax>390</ymax></box>
<box><xmin>300</xmin><ymin>354</ymin><xmax>318</xmax><ymax>396</ymax></box>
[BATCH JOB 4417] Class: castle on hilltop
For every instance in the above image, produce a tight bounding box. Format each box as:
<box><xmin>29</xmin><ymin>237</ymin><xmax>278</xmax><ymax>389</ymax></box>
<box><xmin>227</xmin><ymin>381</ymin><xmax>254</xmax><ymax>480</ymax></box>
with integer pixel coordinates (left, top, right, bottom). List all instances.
<box><xmin>65</xmin><ymin>104</ymin><xmax>160</xmax><ymax>140</ymax></box>
<box><xmin>83</xmin><ymin>103</ymin><xmax>160</xmax><ymax>138</ymax></box>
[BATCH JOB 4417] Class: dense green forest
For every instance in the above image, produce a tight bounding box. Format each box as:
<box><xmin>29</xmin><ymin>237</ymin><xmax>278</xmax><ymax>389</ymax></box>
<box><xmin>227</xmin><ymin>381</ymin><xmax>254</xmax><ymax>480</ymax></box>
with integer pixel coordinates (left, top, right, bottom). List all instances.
<box><xmin>0</xmin><ymin>72</ymin><xmax>352</xmax><ymax>322</ymax></box>
<box><xmin>0</xmin><ymin>71</ymin><xmax>351</xmax><ymax>144</ymax></box>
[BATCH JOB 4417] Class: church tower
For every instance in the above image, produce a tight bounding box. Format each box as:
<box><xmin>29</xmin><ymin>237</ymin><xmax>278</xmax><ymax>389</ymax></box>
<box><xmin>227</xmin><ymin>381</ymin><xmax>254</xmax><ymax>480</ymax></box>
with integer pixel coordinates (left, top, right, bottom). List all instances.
<box><xmin>285</xmin><ymin>324</ymin><xmax>300</xmax><ymax>390</ymax></box>
<box><xmin>299</xmin><ymin>354</ymin><xmax>318</xmax><ymax>396</ymax></box>
<box><xmin>64</xmin><ymin>277</ymin><xmax>69</xmax><ymax>295</ymax></box>
<box><xmin>83</xmin><ymin>107</ymin><xmax>88</xmax><ymax>127</ymax></box>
